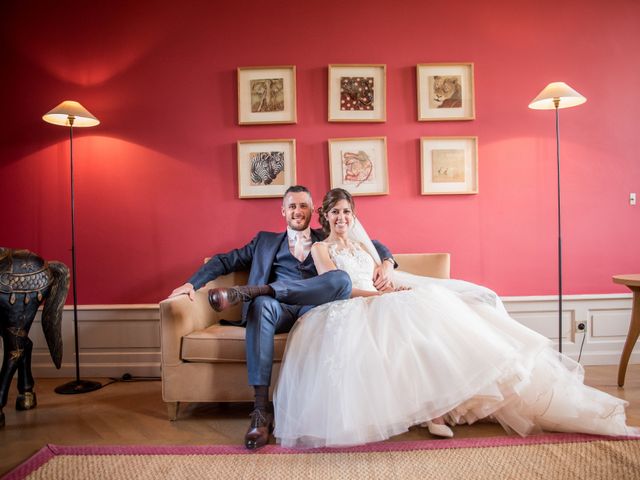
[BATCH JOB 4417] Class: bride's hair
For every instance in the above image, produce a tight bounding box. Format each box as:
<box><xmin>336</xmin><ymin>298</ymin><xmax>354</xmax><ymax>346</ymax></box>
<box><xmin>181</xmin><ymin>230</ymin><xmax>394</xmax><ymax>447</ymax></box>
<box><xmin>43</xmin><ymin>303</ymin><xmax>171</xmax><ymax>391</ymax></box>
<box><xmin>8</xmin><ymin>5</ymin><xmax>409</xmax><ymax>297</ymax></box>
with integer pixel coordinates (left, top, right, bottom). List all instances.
<box><xmin>318</xmin><ymin>188</ymin><xmax>355</xmax><ymax>234</ymax></box>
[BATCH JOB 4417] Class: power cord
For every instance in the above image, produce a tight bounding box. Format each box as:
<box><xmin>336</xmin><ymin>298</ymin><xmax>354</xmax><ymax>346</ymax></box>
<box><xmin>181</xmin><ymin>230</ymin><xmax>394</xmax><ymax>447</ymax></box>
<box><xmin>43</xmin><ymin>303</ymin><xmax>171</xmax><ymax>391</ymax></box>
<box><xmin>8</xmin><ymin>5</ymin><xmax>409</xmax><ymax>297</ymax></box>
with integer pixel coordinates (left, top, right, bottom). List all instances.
<box><xmin>576</xmin><ymin>322</ymin><xmax>587</xmax><ymax>363</ymax></box>
<box><xmin>101</xmin><ymin>373</ymin><xmax>161</xmax><ymax>388</ymax></box>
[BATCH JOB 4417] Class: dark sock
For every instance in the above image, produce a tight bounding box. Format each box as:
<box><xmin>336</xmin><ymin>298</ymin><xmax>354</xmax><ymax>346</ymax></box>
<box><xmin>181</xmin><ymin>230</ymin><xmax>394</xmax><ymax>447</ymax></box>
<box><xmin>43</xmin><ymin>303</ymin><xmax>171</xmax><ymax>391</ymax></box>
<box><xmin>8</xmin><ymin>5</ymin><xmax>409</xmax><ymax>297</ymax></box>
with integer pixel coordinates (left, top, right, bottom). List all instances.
<box><xmin>237</xmin><ymin>285</ymin><xmax>274</xmax><ymax>299</ymax></box>
<box><xmin>253</xmin><ymin>385</ymin><xmax>270</xmax><ymax>412</ymax></box>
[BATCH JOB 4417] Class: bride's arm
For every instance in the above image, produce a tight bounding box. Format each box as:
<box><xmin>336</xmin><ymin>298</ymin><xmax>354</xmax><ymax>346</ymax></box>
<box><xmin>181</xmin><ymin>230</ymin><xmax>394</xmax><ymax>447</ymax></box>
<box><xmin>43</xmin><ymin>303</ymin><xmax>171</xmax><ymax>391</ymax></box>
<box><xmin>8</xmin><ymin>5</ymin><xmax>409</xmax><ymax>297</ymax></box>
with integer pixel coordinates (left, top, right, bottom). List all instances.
<box><xmin>310</xmin><ymin>242</ymin><xmax>337</xmax><ymax>275</ymax></box>
<box><xmin>311</xmin><ymin>243</ymin><xmax>382</xmax><ymax>298</ymax></box>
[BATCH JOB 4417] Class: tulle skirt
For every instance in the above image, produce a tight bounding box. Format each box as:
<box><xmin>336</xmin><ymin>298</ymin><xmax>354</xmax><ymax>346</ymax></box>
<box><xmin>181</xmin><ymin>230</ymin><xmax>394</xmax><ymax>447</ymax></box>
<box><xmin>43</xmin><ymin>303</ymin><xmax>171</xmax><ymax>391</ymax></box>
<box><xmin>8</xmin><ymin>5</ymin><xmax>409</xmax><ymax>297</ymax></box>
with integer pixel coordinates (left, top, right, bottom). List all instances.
<box><xmin>273</xmin><ymin>284</ymin><xmax>637</xmax><ymax>448</ymax></box>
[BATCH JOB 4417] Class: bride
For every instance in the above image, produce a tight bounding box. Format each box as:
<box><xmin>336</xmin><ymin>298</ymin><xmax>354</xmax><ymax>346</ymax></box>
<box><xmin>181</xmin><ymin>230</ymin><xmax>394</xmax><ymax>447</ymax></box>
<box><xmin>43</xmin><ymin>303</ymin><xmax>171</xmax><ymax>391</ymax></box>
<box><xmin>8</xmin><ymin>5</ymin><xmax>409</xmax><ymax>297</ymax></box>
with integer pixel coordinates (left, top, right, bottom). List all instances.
<box><xmin>273</xmin><ymin>188</ymin><xmax>638</xmax><ymax>448</ymax></box>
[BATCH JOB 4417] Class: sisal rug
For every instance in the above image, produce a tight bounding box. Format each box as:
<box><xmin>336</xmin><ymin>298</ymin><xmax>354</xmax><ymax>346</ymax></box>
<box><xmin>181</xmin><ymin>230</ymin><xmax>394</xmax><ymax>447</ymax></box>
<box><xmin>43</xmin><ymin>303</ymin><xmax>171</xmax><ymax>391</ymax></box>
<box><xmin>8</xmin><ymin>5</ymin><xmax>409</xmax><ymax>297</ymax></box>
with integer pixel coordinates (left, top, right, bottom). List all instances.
<box><xmin>4</xmin><ymin>434</ymin><xmax>640</xmax><ymax>480</ymax></box>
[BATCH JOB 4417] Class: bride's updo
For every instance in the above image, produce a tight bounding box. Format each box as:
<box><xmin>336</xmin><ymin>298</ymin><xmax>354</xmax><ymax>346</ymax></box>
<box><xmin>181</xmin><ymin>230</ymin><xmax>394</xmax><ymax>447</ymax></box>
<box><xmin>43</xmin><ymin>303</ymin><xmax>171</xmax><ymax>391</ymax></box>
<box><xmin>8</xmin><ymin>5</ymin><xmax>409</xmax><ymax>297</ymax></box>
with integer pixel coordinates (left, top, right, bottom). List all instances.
<box><xmin>318</xmin><ymin>188</ymin><xmax>355</xmax><ymax>234</ymax></box>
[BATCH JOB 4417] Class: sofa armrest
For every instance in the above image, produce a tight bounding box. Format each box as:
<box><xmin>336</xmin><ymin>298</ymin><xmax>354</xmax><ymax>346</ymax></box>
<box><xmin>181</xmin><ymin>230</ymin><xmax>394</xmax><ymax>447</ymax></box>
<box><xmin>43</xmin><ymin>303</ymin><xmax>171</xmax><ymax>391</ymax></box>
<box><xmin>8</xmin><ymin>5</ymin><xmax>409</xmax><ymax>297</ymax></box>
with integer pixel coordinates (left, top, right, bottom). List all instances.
<box><xmin>160</xmin><ymin>288</ymin><xmax>220</xmax><ymax>367</ymax></box>
<box><xmin>160</xmin><ymin>270</ymin><xmax>248</xmax><ymax>367</ymax></box>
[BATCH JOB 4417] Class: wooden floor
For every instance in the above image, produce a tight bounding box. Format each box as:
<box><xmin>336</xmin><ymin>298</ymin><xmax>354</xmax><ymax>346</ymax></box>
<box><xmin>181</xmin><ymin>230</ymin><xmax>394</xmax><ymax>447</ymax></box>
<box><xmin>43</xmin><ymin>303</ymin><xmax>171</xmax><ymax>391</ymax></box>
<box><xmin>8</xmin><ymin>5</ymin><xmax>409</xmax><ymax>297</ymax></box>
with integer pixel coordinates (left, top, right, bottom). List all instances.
<box><xmin>1</xmin><ymin>364</ymin><xmax>639</xmax><ymax>475</ymax></box>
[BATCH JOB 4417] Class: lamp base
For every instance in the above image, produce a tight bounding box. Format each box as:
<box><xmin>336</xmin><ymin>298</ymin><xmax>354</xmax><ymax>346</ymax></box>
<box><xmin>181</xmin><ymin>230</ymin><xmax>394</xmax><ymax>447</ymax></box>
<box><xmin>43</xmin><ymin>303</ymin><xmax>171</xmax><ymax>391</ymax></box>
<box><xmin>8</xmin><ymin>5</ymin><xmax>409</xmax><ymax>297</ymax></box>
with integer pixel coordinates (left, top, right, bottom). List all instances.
<box><xmin>54</xmin><ymin>379</ymin><xmax>103</xmax><ymax>395</ymax></box>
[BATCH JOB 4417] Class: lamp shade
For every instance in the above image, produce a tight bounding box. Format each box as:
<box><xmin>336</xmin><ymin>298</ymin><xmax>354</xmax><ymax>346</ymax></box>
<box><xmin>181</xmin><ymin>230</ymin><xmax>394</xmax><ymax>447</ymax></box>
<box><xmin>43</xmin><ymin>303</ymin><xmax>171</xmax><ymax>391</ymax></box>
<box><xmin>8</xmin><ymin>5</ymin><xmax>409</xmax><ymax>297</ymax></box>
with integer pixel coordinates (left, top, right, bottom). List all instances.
<box><xmin>43</xmin><ymin>100</ymin><xmax>100</xmax><ymax>127</ymax></box>
<box><xmin>528</xmin><ymin>82</ymin><xmax>586</xmax><ymax>110</ymax></box>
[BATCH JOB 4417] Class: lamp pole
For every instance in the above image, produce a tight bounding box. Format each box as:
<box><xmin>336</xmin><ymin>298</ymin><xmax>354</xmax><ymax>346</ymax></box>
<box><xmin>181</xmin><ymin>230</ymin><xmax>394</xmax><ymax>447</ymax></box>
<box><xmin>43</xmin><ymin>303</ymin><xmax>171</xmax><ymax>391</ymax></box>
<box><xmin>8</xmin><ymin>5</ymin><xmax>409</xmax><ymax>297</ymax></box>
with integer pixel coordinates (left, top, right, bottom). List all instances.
<box><xmin>554</xmin><ymin>99</ymin><xmax>563</xmax><ymax>353</ymax></box>
<box><xmin>68</xmin><ymin>116</ymin><xmax>82</xmax><ymax>382</ymax></box>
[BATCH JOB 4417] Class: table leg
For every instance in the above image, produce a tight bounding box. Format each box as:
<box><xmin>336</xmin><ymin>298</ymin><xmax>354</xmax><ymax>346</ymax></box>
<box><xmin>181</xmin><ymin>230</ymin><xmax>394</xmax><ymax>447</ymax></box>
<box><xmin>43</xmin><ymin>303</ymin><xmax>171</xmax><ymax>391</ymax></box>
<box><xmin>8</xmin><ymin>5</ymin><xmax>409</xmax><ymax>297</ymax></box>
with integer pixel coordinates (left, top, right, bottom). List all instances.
<box><xmin>618</xmin><ymin>287</ymin><xmax>640</xmax><ymax>387</ymax></box>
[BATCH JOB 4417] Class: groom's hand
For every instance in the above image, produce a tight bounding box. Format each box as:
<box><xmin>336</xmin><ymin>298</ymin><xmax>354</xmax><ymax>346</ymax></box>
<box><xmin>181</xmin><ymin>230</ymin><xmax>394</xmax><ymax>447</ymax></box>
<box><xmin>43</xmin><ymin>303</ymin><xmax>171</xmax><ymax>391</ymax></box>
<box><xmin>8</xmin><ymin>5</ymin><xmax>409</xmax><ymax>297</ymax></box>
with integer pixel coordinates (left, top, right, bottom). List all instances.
<box><xmin>373</xmin><ymin>260</ymin><xmax>394</xmax><ymax>291</ymax></box>
<box><xmin>168</xmin><ymin>283</ymin><xmax>196</xmax><ymax>301</ymax></box>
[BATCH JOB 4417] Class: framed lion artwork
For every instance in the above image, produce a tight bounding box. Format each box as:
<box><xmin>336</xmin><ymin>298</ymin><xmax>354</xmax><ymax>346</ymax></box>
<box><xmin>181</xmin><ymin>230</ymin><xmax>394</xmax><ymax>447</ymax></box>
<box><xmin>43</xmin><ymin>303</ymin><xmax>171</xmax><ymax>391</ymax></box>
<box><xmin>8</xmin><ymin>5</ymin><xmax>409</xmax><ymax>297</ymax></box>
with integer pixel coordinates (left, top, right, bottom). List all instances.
<box><xmin>417</xmin><ymin>63</ymin><xmax>475</xmax><ymax>121</ymax></box>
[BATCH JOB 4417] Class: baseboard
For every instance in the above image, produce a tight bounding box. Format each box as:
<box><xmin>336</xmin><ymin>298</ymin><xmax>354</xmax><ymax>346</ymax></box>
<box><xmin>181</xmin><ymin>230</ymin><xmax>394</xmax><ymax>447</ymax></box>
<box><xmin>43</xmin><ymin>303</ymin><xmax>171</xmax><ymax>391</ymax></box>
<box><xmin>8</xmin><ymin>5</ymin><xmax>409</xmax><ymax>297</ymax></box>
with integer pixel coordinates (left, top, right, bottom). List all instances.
<box><xmin>16</xmin><ymin>304</ymin><xmax>162</xmax><ymax>378</ymax></box>
<box><xmin>1</xmin><ymin>294</ymin><xmax>635</xmax><ymax>377</ymax></box>
<box><xmin>502</xmin><ymin>293</ymin><xmax>636</xmax><ymax>365</ymax></box>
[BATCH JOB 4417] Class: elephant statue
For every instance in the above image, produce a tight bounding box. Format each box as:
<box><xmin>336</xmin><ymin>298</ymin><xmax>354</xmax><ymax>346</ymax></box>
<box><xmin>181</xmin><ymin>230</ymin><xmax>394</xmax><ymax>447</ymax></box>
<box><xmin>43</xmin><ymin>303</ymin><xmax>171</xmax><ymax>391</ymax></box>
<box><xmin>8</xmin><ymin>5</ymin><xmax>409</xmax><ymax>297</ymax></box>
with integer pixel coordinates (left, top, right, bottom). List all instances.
<box><xmin>0</xmin><ymin>247</ymin><xmax>69</xmax><ymax>427</ymax></box>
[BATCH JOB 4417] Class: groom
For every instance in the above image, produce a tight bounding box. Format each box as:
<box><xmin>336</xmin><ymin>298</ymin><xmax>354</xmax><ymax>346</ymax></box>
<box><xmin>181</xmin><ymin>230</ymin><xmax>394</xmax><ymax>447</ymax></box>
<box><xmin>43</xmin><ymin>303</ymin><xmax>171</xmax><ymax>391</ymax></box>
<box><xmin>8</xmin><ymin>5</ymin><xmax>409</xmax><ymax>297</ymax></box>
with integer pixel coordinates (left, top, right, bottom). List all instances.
<box><xmin>169</xmin><ymin>185</ymin><xmax>396</xmax><ymax>449</ymax></box>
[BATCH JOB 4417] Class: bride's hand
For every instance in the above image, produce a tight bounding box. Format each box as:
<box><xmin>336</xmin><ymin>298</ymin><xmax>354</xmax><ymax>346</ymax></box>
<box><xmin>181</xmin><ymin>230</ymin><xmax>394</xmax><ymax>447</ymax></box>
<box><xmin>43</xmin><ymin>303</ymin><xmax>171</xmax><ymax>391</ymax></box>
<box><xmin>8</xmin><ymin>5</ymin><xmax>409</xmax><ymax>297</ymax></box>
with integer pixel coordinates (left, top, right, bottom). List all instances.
<box><xmin>376</xmin><ymin>284</ymin><xmax>410</xmax><ymax>295</ymax></box>
<box><xmin>373</xmin><ymin>260</ymin><xmax>394</xmax><ymax>291</ymax></box>
<box><xmin>379</xmin><ymin>283</ymin><xmax>396</xmax><ymax>293</ymax></box>
<box><xmin>393</xmin><ymin>286</ymin><xmax>411</xmax><ymax>292</ymax></box>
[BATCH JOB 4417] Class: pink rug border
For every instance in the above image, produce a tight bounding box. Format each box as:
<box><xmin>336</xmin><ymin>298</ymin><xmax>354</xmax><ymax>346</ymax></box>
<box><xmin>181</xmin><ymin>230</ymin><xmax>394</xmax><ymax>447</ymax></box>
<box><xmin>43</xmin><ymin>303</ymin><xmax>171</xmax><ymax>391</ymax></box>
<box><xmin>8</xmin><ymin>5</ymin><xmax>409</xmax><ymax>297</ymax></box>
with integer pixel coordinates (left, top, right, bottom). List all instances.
<box><xmin>3</xmin><ymin>433</ymin><xmax>636</xmax><ymax>480</ymax></box>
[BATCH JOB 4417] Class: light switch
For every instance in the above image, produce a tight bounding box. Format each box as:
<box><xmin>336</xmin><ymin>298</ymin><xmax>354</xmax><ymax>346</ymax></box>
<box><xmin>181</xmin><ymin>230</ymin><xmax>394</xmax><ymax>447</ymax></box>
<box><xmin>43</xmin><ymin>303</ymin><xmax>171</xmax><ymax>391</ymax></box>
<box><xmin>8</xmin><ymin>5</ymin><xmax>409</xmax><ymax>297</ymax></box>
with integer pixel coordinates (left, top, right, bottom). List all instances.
<box><xmin>631</xmin><ymin>193</ymin><xmax>637</xmax><ymax>206</ymax></box>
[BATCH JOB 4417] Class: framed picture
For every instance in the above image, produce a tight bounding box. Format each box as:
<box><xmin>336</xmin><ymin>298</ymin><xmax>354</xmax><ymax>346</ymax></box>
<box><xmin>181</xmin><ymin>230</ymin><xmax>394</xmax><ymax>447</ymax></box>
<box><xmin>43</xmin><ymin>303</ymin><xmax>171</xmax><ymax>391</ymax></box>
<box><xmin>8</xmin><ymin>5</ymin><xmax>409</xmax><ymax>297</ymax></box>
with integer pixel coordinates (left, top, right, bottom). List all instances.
<box><xmin>421</xmin><ymin>137</ymin><xmax>478</xmax><ymax>195</ymax></box>
<box><xmin>328</xmin><ymin>137</ymin><xmax>388</xmax><ymax>196</ymax></box>
<box><xmin>417</xmin><ymin>63</ymin><xmax>475</xmax><ymax>121</ymax></box>
<box><xmin>237</xmin><ymin>66</ymin><xmax>297</xmax><ymax>124</ymax></box>
<box><xmin>328</xmin><ymin>64</ymin><xmax>386</xmax><ymax>122</ymax></box>
<box><xmin>237</xmin><ymin>139</ymin><xmax>296</xmax><ymax>198</ymax></box>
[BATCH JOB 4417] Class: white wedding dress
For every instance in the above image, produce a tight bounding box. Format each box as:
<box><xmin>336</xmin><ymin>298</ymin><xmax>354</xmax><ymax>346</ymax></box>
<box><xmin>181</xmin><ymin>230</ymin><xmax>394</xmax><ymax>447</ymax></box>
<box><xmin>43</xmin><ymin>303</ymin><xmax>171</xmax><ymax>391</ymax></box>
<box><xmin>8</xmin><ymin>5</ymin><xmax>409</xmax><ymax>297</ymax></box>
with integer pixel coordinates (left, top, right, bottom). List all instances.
<box><xmin>273</xmin><ymin>238</ymin><xmax>638</xmax><ymax>449</ymax></box>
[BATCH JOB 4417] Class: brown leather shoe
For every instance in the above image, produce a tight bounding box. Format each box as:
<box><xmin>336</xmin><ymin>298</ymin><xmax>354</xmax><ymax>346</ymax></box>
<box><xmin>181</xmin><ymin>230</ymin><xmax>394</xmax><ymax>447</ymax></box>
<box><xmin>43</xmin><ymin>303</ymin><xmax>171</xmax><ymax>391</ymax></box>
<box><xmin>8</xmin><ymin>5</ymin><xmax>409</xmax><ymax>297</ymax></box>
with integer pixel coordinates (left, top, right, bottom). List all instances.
<box><xmin>207</xmin><ymin>287</ymin><xmax>247</xmax><ymax>312</ymax></box>
<box><xmin>244</xmin><ymin>408</ymin><xmax>273</xmax><ymax>450</ymax></box>
<box><xmin>208</xmin><ymin>285</ymin><xmax>274</xmax><ymax>312</ymax></box>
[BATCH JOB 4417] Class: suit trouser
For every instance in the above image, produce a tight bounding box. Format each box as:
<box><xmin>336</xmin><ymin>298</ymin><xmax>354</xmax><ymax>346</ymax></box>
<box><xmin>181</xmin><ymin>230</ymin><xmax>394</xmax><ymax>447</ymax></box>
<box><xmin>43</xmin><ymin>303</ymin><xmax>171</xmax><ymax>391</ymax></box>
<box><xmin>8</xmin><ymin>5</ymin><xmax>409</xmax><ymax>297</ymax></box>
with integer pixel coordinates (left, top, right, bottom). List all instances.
<box><xmin>245</xmin><ymin>269</ymin><xmax>351</xmax><ymax>386</ymax></box>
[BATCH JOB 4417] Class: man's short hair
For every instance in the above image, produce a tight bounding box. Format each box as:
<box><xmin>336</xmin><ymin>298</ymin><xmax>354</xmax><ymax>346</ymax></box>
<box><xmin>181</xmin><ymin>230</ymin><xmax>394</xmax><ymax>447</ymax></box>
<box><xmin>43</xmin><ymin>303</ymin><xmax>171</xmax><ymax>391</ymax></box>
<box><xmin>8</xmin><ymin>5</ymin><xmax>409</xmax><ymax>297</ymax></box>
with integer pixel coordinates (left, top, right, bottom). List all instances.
<box><xmin>283</xmin><ymin>185</ymin><xmax>312</xmax><ymax>200</ymax></box>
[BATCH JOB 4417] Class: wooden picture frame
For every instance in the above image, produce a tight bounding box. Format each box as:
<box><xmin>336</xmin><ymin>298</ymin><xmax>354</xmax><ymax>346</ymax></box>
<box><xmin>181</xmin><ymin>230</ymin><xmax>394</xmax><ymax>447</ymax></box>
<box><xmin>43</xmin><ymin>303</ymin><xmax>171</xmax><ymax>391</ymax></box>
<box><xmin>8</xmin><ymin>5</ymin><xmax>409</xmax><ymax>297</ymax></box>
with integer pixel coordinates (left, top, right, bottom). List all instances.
<box><xmin>328</xmin><ymin>137</ymin><xmax>388</xmax><ymax>196</ymax></box>
<box><xmin>238</xmin><ymin>66</ymin><xmax>297</xmax><ymax>125</ymax></box>
<box><xmin>328</xmin><ymin>64</ymin><xmax>386</xmax><ymax>122</ymax></box>
<box><xmin>421</xmin><ymin>137</ymin><xmax>478</xmax><ymax>195</ymax></box>
<box><xmin>417</xmin><ymin>63</ymin><xmax>475</xmax><ymax>121</ymax></box>
<box><xmin>237</xmin><ymin>139</ymin><xmax>296</xmax><ymax>198</ymax></box>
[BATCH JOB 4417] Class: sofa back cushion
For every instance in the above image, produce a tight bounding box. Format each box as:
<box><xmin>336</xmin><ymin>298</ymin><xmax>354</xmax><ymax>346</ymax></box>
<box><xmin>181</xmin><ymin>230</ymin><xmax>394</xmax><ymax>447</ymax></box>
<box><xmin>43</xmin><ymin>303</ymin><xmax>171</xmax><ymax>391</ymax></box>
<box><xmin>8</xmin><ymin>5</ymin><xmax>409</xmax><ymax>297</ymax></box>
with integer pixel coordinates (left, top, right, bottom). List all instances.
<box><xmin>395</xmin><ymin>253</ymin><xmax>450</xmax><ymax>278</ymax></box>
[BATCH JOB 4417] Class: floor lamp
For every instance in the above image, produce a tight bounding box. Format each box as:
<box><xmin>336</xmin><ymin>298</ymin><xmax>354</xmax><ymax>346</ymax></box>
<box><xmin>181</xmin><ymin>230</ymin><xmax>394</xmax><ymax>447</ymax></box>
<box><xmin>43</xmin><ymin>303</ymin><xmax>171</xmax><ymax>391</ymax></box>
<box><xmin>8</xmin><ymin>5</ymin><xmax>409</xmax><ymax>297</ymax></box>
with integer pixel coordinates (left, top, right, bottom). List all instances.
<box><xmin>529</xmin><ymin>82</ymin><xmax>586</xmax><ymax>353</ymax></box>
<box><xmin>43</xmin><ymin>101</ymin><xmax>103</xmax><ymax>394</ymax></box>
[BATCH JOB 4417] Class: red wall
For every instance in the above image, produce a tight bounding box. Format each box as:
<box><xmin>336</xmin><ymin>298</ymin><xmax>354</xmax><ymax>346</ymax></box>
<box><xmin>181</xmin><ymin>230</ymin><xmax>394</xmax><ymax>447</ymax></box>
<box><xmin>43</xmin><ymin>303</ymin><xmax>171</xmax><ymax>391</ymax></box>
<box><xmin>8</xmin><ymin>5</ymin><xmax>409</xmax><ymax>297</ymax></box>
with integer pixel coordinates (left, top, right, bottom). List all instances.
<box><xmin>1</xmin><ymin>0</ymin><xmax>639</xmax><ymax>304</ymax></box>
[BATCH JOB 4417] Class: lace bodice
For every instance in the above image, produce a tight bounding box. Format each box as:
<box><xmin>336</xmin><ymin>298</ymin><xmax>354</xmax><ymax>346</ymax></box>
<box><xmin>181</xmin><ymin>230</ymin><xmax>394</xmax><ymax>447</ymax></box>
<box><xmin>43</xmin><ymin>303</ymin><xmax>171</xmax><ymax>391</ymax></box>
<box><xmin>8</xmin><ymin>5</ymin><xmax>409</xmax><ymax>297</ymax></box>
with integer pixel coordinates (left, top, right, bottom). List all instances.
<box><xmin>325</xmin><ymin>241</ymin><xmax>377</xmax><ymax>292</ymax></box>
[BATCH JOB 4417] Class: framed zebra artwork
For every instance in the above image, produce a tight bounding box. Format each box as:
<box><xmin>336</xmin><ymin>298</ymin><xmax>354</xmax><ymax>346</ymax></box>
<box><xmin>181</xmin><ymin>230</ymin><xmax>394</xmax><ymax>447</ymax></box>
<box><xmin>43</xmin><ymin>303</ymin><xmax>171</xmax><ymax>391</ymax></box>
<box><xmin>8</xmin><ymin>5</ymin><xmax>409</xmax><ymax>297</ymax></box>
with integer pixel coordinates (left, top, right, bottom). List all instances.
<box><xmin>237</xmin><ymin>139</ymin><xmax>296</xmax><ymax>198</ymax></box>
<box><xmin>238</xmin><ymin>66</ymin><xmax>297</xmax><ymax>125</ymax></box>
<box><xmin>328</xmin><ymin>64</ymin><xmax>386</xmax><ymax>122</ymax></box>
<box><xmin>328</xmin><ymin>137</ymin><xmax>389</xmax><ymax>196</ymax></box>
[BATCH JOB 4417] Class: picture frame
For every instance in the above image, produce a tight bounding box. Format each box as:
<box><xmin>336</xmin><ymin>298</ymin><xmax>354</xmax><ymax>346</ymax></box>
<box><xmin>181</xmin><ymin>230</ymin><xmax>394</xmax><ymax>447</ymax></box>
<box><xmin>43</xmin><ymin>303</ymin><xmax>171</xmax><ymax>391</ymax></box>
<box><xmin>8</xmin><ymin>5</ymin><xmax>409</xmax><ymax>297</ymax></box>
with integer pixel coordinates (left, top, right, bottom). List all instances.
<box><xmin>420</xmin><ymin>137</ymin><xmax>478</xmax><ymax>195</ymax></box>
<box><xmin>417</xmin><ymin>63</ymin><xmax>475</xmax><ymax>121</ymax></box>
<box><xmin>328</xmin><ymin>137</ymin><xmax>388</xmax><ymax>196</ymax></box>
<box><xmin>237</xmin><ymin>139</ymin><xmax>296</xmax><ymax>198</ymax></box>
<box><xmin>237</xmin><ymin>66</ymin><xmax>297</xmax><ymax>125</ymax></box>
<box><xmin>328</xmin><ymin>64</ymin><xmax>386</xmax><ymax>122</ymax></box>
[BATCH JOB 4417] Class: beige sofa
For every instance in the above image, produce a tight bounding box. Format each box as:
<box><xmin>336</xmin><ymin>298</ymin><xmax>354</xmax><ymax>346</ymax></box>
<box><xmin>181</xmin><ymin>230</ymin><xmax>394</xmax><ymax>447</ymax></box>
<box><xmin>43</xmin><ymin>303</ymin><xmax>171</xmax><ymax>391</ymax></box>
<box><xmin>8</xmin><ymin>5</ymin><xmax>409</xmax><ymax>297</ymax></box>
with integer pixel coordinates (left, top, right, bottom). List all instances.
<box><xmin>159</xmin><ymin>253</ymin><xmax>450</xmax><ymax>420</ymax></box>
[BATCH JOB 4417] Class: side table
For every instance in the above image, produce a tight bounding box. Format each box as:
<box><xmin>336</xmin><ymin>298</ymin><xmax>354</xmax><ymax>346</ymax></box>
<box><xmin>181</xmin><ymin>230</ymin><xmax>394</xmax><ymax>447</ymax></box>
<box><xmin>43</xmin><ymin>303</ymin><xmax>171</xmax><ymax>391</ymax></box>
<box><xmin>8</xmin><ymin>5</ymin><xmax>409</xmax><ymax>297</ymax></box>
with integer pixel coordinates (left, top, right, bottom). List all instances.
<box><xmin>612</xmin><ymin>274</ymin><xmax>640</xmax><ymax>387</ymax></box>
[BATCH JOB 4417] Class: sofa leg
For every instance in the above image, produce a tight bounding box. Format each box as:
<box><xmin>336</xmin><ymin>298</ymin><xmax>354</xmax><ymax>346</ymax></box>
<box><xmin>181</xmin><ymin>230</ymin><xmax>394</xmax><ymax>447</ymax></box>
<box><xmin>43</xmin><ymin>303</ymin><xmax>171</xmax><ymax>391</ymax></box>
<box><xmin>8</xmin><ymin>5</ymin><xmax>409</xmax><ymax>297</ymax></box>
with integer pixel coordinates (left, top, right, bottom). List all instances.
<box><xmin>167</xmin><ymin>402</ymin><xmax>180</xmax><ymax>421</ymax></box>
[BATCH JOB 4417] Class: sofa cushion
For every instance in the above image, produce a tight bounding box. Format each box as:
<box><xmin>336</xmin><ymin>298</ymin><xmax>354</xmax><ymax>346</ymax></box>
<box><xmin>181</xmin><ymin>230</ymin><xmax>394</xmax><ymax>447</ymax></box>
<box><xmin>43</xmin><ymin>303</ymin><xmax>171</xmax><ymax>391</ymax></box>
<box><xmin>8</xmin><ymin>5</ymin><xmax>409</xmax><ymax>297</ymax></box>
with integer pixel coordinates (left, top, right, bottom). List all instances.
<box><xmin>181</xmin><ymin>324</ymin><xmax>288</xmax><ymax>363</ymax></box>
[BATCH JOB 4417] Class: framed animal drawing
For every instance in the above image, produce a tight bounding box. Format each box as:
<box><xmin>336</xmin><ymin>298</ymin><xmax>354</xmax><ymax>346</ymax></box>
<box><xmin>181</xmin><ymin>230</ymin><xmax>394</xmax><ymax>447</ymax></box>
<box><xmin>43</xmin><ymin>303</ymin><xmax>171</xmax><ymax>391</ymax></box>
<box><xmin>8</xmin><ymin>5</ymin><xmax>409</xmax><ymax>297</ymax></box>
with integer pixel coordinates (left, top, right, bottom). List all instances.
<box><xmin>328</xmin><ymin>137</ymin><xmax>388</xmax><ymax>196</ymax></box>
<box><xmin>237</xmin><ymin>66</ymin><xmax>297</xmax><ymax>125</ymax></box>
<box><xmin>417</xmin><ymin>63</ymin><xmax>475</xmax><ymax>121</ymax></box>
<box><xmin>237</xmin><ymin>139</ymin><xmax>296</xmax><ymax>198</ymax></box>
<box><xmin>328</xmin><ymin>65</ymin><xmax>386</xmax><ymax>122</ymax></box>
<box><xmin>420</xmin><ymin>136</ymin><xmax>478</xmax><ymax>194</ymax></box>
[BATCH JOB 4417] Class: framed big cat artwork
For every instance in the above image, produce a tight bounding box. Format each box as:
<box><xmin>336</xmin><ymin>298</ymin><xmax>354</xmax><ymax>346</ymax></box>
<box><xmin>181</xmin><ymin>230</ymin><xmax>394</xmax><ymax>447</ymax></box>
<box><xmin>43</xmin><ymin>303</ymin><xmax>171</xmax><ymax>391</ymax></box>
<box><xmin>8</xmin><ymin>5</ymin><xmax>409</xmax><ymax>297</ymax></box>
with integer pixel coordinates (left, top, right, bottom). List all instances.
<box><xmin>417</xmin><ymin>63</ymin><xmax>475</xmax><ymax>121</ymax></box>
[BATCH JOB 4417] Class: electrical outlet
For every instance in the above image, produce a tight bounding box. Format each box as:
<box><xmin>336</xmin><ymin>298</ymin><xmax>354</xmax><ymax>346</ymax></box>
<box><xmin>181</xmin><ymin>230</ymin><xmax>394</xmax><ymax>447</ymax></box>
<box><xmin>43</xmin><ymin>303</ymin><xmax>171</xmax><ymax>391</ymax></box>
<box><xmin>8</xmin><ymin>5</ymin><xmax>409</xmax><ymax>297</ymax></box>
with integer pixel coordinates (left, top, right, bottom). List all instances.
<box><xmin>631</xmin><ymin>193</ymin><xmax>637</xmax><ymax>206</ymax></box>
<box><xmin>576</xmin><ymin>321</ymin><xmax>587</xmax><ymax>333</ymax></box>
